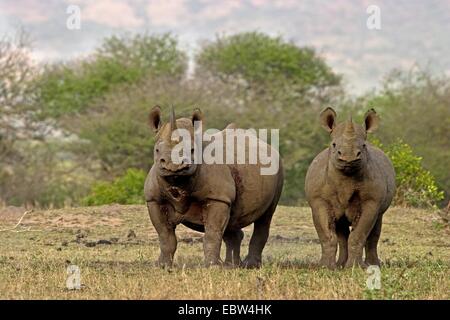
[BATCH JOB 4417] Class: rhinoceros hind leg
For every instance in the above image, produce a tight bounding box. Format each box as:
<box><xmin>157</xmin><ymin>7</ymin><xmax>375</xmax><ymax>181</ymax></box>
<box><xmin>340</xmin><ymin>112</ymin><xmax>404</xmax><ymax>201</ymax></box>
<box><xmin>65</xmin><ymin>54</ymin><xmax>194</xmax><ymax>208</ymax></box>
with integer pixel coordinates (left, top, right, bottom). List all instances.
<box><xmin>336</xmin><ymin>218</ymin><xmax>350</xmax><ymax>268</ymax></box>
<box><xmin>242</xmin><ymin>205</ymin><xmax>276</xmax><ymax>269</ymax></box>
<box><xmin>223</xmin><ymin>229</ymin><xmax>244</xmax><ymax>266</ymax></box>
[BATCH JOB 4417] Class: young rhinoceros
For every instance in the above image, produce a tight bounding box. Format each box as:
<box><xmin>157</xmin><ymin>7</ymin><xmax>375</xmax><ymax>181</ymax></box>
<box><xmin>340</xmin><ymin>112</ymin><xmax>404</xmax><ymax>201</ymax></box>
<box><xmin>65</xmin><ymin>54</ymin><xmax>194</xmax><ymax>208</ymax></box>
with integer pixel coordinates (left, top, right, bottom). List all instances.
<box><xmin>305</xmin><ymin>107</ymin><xmax>395</xmax><ymax>268</ymax></box>
<box><xmin>144</xmin><ymin>106</ymin><xmax>284</xmax><ymax>268</ymax></box>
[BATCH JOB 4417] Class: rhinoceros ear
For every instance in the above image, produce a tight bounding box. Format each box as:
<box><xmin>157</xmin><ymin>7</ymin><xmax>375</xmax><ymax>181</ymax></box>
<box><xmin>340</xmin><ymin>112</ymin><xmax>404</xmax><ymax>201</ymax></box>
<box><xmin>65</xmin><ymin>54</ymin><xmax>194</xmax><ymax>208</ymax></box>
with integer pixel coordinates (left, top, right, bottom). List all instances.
<box><xmin>149</xmin><ymin>105</ymin><xmax>162</xmax><ymax>133</ymax></box>
<box><xmin>364</xmin><ymin>108</ymin><xmax>379</xmax><ymax>133</ymax></box>
<box><xmin>192</xmin><ymin>108</ymin><xmax>203</xmax><ymax>125</ymax></box>
<box><xmin>320</xmin><ymin>107</ymin><xmax>337</xmax><ymax>133</ymax></box>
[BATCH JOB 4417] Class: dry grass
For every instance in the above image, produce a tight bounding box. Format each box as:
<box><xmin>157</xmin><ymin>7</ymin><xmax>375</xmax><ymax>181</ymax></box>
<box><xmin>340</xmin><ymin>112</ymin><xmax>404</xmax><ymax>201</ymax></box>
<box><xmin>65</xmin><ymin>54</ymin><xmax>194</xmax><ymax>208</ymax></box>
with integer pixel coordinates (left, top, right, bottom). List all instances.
<box><xmin>0</xmin><ymin>205</ymin><xmax>448</xmax><ymax>299</ymax></box>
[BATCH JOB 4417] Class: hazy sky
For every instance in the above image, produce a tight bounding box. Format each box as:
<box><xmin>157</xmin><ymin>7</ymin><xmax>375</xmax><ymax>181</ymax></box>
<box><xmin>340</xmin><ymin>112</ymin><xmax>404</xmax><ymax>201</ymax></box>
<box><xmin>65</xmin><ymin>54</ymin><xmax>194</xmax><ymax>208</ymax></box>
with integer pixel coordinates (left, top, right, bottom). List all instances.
<box><xmin>1</xmin><ymin>0</ymin><xmax>449</xmax><ymax>94</ymax></box>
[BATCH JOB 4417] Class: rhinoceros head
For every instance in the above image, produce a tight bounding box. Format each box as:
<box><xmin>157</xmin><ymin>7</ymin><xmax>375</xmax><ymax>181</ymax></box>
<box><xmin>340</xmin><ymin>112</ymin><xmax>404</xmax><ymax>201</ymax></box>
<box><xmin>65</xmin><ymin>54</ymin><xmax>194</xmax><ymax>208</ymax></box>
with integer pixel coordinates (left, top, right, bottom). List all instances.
<box><xmin>319</xmin><ymin>107</ymin><xmax>379</xmax><ymax>175</ymax></box>
<box><xmin>149</xmin><ymin>105</ymin><xmax>203</xmax><ymax>177</ymax></box>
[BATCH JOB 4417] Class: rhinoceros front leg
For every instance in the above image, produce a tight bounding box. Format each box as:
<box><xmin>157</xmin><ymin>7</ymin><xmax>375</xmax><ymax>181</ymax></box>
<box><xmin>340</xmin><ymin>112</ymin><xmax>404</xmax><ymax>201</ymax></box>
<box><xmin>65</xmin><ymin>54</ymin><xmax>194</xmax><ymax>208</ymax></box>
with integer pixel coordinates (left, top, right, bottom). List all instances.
<box><xmin>147</xmin><ymin>201</ymin><xmax>177</xmax><ymax>268</ymax></box>
<box><xmin>203</xmin><ymin>200</ymin><xmax>230</xmax><ymax>267</ymax></box>
<box><xmin>346</xmin><ymin>200</ymin><xmax>379</xmax><ymax>268</ymax></box>
<box><xmin>310</xmin><ymin>199</ymin><xmax>338</xmax><ymax>269</ymax></box>
<box><xmin>365</xmin><ymin>214</ymin><xmax>383</xmax><ymax>266</ymax></box>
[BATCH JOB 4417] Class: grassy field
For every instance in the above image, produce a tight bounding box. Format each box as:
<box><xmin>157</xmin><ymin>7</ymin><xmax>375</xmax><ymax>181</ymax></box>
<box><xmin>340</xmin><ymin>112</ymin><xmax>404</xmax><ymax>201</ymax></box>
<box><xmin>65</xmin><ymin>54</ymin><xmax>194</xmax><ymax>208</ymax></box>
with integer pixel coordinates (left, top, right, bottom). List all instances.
<box><xmin>0</xmin><ymin>205</ymin><xmax>448</xmax><ymax>299</ymax></box>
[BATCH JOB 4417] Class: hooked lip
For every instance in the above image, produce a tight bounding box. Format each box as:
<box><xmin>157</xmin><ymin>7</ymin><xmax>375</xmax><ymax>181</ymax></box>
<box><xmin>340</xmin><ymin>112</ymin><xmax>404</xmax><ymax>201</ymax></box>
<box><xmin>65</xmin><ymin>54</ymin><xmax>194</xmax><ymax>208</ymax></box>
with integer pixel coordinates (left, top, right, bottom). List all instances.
<box><xmin>336</xmin><ymin>159</ymin><xmax>362</xmax><ymax>171</ymax></box>
<box><xmin>159</xmin><ymin>165</ymin><xmax>194</xmax><ymax>176</ymax></box>
<box><xmin>338</xmin><ymin>158</ymin><xmax>362</xmax><ymax>165</ymax></box>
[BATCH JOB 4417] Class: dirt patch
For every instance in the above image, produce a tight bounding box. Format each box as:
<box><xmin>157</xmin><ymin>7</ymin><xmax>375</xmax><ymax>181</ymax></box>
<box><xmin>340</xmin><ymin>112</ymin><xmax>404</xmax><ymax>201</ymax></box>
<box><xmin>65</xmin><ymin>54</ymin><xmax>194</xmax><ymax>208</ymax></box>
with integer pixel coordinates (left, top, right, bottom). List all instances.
<box><xmin>0</xmin><ymin>206</ymin><xmax>28</xmax><ymax>222</ymax></box>
<box><xmin>0</xmin><ymin>205</ymin><xmax>129</xmax><ymax>229</ymax></box>
<box><xmin>269</xmin><ymin>234</ymin><xmax>320</xmax><ymax>244</ymax></box>
<box><xmin>179</xmin><ymin>236</ymin><xmax>203</xmax><ymax>244</ymax></box>
<box><xmin>24</xmin><ymin>213</ymin><xmax>123</xmax><ymax>228</ymax></box>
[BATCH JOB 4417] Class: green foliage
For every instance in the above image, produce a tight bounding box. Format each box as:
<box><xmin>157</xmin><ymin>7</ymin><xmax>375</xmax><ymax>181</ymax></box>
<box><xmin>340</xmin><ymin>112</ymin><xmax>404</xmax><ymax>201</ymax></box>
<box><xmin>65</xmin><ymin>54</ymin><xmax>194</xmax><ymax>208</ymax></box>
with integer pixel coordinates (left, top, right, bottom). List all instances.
<box><xmin>97</xmin><ymin>33</ymin><xmax>187</xmax><ymax>76</ymax></box>
<box><xmin>83</xmin><ymin>168</ymin><xmax>146</xmax><ymax>206</ymax></box>
<box><xmin>372</xmin><ymin>139</ymin><xmax>444</xmax><ymax>207</ymax></box>
<box><xmin>73</xmin><ymin>94</ymin><xmax>154</xmax><ymax>175</ymax></box>
<box><xmin>197</xmin><ymin>32</ymin><xmax>341</xmax><ymax>90</ymax></box>
<box><xmin>362</xmin><ymin>69</ymin><xmax>450</xmax><ymax>204</ymax></box>
<box><xmin>36</xmin><ymin>33</ymin><xmax>187</xmax><ymax>118</ymax></box>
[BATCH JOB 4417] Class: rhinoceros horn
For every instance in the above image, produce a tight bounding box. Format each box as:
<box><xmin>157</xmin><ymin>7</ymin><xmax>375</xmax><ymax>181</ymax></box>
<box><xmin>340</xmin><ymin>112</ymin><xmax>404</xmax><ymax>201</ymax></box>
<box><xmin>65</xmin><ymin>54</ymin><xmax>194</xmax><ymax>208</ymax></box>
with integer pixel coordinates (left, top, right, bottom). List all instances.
<box><xmin>343</xmin><ymin>116</ymin><xmax>356</xmax><ymax>140</ymax></box>
<box><xmin>169</xmin><ymin>105</ymin><xmax>177</xmax><ymax>132</ymax></box>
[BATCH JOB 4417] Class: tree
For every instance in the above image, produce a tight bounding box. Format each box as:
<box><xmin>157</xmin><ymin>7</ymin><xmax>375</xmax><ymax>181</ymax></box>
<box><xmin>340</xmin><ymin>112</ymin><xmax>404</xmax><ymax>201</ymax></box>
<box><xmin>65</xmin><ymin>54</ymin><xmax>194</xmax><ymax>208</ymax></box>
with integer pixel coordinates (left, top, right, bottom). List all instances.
<box><xmin>0</xmin><ymin>31</ymin><xmax>83</xmax><ymax>207</ymax></box>
<box><xmin>35</xmin><ymin>33</ymin><xmax>187</xmax><ymax>119</ymax></box>
<box><xmin>196</xmin><ymin>32</ymin><xmax>341</xmax><ymax>94</ymax></box>
<box><xmin>0</xmin><ymin>30</ymin><xmax>42</xmax><ymax>204</ymax></box>
<box><xmin>0</xmin><ymin>31</ymin><xmax>37</xmax><ymax>164</ymax></box>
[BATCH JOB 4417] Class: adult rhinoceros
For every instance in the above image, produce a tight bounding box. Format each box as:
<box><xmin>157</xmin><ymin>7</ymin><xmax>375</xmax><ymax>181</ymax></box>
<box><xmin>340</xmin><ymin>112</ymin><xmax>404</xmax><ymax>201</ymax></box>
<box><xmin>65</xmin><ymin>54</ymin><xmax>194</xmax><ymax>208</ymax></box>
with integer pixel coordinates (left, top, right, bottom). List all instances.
<box><xmin>144</xmin><ymin>106</ymin><xmax>284</xmax><ymax>268</ymax></box>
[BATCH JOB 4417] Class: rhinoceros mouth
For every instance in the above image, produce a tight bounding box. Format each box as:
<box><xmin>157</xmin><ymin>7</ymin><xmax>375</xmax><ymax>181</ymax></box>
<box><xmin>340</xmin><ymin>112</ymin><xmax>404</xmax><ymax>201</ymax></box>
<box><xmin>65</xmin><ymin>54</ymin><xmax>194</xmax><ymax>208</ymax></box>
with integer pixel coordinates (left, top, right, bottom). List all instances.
<box><xmin>338</xmin><ymin>163</ymin><xmax>363</xmax><ymax>175</ymax></box>
<box><xmin>159</xmin><ymin>165</ymin><xmax>196</xmax><ymax>177</ymax></box>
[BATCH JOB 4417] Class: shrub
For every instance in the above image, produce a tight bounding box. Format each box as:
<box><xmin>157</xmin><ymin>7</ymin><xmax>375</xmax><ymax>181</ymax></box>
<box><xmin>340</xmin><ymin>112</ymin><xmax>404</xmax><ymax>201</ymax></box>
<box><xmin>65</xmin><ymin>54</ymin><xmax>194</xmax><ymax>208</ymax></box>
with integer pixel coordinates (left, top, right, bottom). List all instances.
<box><xmin>363</xmin><ymin>69</ymin><xmax>450</xmax><ymax>203</ymax></box>
<box><xmin>83</xmin><ymin>168</ymin><xmax>146</xmax><ymax>206</ymax></box>
<box><xmin>373</xmin><ymin>139</ymin><xmax>444</xmax><ymax>207</ymax></box>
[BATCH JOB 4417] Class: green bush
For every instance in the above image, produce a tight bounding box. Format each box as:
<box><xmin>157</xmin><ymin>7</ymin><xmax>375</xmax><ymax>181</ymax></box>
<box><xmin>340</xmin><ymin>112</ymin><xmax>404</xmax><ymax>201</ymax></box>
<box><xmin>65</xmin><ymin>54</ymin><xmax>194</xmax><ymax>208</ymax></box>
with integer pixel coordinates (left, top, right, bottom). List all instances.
<box><xmin>373</xmin><ymin>139</ymin><xmax>444</xmax><ymax>207</ymax></box>
<box><xmin>83</xmin><ymin>168</ymin><xmax>147</xmax><ymax>206</ymax></box>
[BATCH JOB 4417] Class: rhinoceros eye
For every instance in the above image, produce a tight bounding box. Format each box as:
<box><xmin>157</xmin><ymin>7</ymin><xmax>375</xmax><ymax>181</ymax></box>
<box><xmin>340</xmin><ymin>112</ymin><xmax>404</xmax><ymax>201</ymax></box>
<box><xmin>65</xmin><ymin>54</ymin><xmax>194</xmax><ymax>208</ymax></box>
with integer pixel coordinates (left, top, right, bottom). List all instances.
<box><xmin>332</xmin><ymin>143</ymin><xmax>336</xmax><ymax>148</ymax></box>
<box><xmin>155</xmin><ymin>148</ymin><xmax>160</xmax><ymax>153</ymax></box>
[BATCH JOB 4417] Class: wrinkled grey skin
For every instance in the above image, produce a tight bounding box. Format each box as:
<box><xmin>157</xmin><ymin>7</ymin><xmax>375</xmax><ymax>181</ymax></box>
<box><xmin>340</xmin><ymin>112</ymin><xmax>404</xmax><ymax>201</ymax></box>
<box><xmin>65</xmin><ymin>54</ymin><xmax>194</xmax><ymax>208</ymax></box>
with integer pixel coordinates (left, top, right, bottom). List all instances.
<box><xmin>144</xmin><ymin>106</ymin><xmax>284</xmax><ymax>268</ymax></box>
<box><xmin>305</xmin><ymin>107</ymin><xmax>395</xmax><ymax>269</ymax></box>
